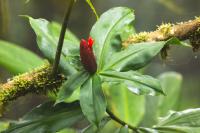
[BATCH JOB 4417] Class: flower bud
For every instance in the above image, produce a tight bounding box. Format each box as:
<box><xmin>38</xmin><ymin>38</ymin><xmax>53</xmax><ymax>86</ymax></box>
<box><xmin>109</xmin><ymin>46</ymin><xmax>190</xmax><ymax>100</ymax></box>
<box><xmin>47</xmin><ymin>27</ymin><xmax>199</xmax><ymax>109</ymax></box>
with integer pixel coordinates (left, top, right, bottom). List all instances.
<box><xmin>80</xmin><ymin>37</ymin><xmax>97</xmax><ymax>74</ymax></box>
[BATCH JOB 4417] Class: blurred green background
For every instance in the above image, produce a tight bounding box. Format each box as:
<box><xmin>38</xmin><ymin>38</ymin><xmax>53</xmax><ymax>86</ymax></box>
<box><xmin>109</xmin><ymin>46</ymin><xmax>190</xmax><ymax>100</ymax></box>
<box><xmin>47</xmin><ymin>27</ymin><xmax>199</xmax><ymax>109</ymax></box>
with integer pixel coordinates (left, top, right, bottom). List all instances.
<box><xmin>0</xmin><ymin>0</ymin><xmax>200</xmax><ymax>119</ymax></box>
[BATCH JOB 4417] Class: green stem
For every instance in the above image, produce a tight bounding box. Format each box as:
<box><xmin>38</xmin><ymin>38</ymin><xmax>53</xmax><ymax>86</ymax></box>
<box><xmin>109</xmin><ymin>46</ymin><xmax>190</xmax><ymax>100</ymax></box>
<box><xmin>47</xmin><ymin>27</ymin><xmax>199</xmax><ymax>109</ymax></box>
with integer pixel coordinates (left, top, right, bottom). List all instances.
<box><xmin>86</xmin><ymin>0</ymin><xmax>99</xmax><ymax>20</ymax></box>
<box><xmin>52</xmin><ymin>0</ymin><xmax>75</xmax><ymax>76</ymax></box>
<box><xmin>106</xmin><ymin>109</ymin><xmax>139</xmax><ymax>132</ymax></box>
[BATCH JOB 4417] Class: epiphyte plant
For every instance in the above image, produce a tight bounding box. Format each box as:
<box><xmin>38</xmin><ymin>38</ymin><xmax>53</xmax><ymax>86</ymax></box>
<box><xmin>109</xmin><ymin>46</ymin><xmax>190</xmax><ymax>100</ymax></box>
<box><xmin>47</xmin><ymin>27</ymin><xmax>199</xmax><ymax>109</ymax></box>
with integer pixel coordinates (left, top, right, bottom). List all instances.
<box><xmin>53</xmin><ymin>3</ymin><xmax>166</xmax><ymax>128</ymax></box>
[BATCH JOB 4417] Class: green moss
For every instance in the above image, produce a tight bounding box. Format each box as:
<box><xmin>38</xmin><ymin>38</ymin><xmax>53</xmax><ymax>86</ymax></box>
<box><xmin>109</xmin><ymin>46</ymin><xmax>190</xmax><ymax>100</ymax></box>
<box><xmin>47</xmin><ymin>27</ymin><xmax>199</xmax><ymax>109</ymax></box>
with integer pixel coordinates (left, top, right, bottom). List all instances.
<box><xmin>157</xmin><ymin>23</ymin><xmax>173</xmax><ymax>36</ymax></box>
<box><xmin>195</xmin><ymin>16</ymin><xmax>200</xmax><ymax>23</ymax></box>
<box><xmin>123</xmin><ymin>32</ymin><xmax>149</xmax><ymax>47</ymax></box>
<box><xmin>0</xmin><ymin>63</ymin><xmax>65</xmax><ymax>107</ymax></box>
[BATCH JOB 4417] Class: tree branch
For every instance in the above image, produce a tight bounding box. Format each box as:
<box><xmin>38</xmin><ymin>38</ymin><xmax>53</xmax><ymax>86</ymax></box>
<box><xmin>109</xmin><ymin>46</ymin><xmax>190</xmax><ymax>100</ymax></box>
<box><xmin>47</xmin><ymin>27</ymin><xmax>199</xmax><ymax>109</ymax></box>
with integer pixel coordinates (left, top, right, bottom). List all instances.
<box><xmin>0</xmin><ymin>62</ymin><xmax>65</xmax><ymax>115</ymax></box>
<box><xmin>123</xmin><ymin>17</ymin><xmax>200</xmax><ymax>51</ymax></box>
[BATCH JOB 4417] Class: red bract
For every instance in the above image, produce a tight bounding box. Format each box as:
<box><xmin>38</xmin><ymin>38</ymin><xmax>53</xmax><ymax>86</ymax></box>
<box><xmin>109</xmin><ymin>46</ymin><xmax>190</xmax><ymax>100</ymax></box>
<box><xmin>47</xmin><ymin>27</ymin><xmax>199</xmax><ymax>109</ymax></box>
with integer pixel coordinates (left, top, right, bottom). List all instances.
<box><xmin>80</xmin><ymin>37</ymin><xmax>97</xmax><ymax>74</ymax></box>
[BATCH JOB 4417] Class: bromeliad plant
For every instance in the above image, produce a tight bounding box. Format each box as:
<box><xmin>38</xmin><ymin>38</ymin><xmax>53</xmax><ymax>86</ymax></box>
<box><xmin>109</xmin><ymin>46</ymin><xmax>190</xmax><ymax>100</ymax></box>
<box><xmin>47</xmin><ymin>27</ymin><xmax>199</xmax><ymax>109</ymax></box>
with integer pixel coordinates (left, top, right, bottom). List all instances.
<box><xmin>1</xmin><ymin>0</ymin><xmax>200</xmax><ymax>133</ymax></box>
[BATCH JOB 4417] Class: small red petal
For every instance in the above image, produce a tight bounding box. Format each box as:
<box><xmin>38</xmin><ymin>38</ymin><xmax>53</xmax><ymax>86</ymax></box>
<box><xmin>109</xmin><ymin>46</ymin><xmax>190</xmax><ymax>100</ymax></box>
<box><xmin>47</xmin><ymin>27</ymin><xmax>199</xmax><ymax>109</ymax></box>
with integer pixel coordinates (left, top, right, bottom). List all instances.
<box><xmin>80</xmin><ymin>39</ymin><xmax>87</xmax><ymax>46</ymax></box>
<box><xmin>88</xmin><ymin>36</ymin><xmax>94</xmax><ymax>48</ymax></box>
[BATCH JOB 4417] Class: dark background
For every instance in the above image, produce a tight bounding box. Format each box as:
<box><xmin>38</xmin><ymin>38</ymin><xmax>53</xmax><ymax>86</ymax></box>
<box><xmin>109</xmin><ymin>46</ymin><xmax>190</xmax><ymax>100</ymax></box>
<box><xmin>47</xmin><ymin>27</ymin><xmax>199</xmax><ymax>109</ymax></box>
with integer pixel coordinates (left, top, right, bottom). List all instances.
<box><xmin>0</xmin><ymin>0</ymin><xmax>200</xmax><ymax>119</ymax></box>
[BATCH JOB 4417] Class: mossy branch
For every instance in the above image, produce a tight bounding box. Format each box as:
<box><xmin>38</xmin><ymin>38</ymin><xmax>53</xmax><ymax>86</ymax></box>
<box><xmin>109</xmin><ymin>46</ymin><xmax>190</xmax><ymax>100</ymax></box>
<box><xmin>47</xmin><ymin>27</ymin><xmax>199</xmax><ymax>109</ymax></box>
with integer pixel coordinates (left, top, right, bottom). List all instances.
<box><xmin>0</xmin><ymin>17</ymin><xmax>200</xmax><ymax>115</ymax></box>
<box><xmin>123</xmin><ymin>17</ymin><xmax>200</xmax><ymax>51</ymax></box>
<box><xmin>0</xmin><ymin>62</ymin><xmax>65</xmax><ymax>115</ymax></box>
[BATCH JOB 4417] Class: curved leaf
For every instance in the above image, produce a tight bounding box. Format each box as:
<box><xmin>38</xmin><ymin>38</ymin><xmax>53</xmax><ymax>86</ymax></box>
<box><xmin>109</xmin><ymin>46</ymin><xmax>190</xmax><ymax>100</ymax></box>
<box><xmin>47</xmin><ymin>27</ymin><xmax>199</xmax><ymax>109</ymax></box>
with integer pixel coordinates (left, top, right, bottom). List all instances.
<box><xmin>152</xmin><ymin>108</ymin><xmax>200</xmax><ymax>133</ymax></box>
<box><xmin>104</xmin><ymin>41</ymin><xmax>165</xmax><ymax>71</ymax></box>
<box><xmin>80</xmin><ymin>75</ymin><xmax>107</xmax><ymax>126</ymax></box>
<box><xmin>101</xmin><ymin>71</ymin><xmax>164</xmax><ymax>96</ymax></box>
<box><xmin>157</xmin><ymin>108</ymin><xmax>200</xmax><ymax>127</ymax></box>
<box><xmin>0</xmin><ymin>40</ymin><xmax>43</xmax><ymax>74</ymax></box>
<box><xmin>103</xmin><ymin>83</ymin><xmax>145</xmax><ymax>127</ymax></box>
<box><xmin>90</xmin><ymin>7</ymin><xmax>135</xmax><ymax>70</ymax></box>
<box><xmin>28</xmin><ymin>17</ymin><xmax>80</xmax><ymax>75</ymax></box>
<box><xmin>3</xmin><ymin>102</ymin><xmax>83</xmax><ymax>133</ymax></box>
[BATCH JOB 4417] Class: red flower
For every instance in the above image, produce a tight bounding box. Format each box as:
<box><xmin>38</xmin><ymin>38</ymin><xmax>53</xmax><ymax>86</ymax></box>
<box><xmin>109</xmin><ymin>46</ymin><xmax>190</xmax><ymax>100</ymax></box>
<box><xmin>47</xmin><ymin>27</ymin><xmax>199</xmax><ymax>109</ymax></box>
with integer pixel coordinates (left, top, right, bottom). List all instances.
<box><xmin>80</xmin><ymin>37</ymin><xmax>97</xmax><ymax>74</ymax></box>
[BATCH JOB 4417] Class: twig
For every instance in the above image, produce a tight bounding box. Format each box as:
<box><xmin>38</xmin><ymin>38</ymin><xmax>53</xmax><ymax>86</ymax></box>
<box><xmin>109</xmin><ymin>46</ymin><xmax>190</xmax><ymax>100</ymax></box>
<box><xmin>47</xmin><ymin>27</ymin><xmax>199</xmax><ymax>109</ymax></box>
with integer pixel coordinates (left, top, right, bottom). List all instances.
<box><xmin>52</xmin><ymin>0</ymin><xmax>75</xmax><ymax>76</ymax></box>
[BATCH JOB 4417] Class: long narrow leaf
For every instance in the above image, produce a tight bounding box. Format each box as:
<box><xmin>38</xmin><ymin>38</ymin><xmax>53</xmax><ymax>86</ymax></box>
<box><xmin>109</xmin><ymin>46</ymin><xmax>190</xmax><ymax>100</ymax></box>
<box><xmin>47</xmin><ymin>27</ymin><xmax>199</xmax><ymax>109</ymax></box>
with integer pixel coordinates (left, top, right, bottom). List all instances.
<box><xmin>80</xmin><ymin>75</ymin><xmax>107</xmax><ymax>126</ymax></box>
<box><xmin>146</xmin><ymin>108</ymin><xmax>200</xmax><ymax>133</ymax></box>
<box><xmin>3</xmin><ymin>102</ymin><xmax>83</xmax><ymax>133</ymax></box>
<box><xmin>104</xmin><ymin>41</ymin><xmax>165</xmax><ymax>71</ymax></box>
<box><xmin>101</xmin><ymin>71</ymin><xmax>164</xmax><ymax>96</ymax></box>
<box><xmin>56</xmin><ymin>71</ymin><xmax>89</xmax><ymax>104</ymax></box>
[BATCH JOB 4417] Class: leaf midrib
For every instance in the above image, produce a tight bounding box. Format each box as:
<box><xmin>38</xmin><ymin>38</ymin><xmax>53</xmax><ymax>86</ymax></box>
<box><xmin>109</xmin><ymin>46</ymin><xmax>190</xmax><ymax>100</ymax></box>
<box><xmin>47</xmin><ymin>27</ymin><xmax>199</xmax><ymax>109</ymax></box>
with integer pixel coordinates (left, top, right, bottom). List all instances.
<box><xmin>104</xmin><ymin>48</ymin><xmax>143</xmax><ymax>70</ymax></box>
<box><xmin>98</xmin><ymin>10</ymin><xmax>133</xmax><ymax>70</ymax></box>
<box><xmin>100</xmin><ymin>72</ymin><xmax>162</xmax><ymax>94</ymax></box>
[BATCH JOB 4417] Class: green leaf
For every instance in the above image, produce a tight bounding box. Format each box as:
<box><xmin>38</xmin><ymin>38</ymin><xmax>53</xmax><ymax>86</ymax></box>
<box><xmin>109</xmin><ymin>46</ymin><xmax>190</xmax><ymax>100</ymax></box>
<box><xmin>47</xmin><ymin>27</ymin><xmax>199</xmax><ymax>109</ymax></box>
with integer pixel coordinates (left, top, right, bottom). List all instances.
<box><xmin>104</xmin><ymin>41</ymin><xmax>165</xmax><ymax>71</ymax></box>
<box><xmin>116</xmin><ymin>126</ymin><xmax>129</xmax><ymax>133</ymax></box>
<box><xmin>141</xmin><ymin>72</ymin><xmax>182</xmax><ymax>126</ymax></box>
<box><xmin>0</xmin><ymin>40</ymin><xmax>43</xmax><ymax>74</ymax></box>
<box><xmin>100</xmin><ymin>71</ymin><xmax>164</xmax><ymax>95</ymax></box>
<box><xmin>103</xmin><ymin>83</ymin><xmax>145</xmax><ymax>127</ymax></box>
<box><xmin>82</xmin><ymin>117</ymin><xmax>111</xmax><ymax>133</ymax></box>
<box><xmin>85</xmin><ymin>0</ymin><xmax>99</xmax><ymax>20</ymax></box>
<box><xmin>80</xmin><ymin>74</ymin><xmax>107</xmax><ymax>126</ymax></box>
<box><xmin>151</xmin><ymin>108</ymin><xmax>200</xmax><ymax>133</ymax></box>
<box><xmin>90</xmin><ymin>7</ymin><xmax>135</xmax><ymax>70</ymax></box>
<box><xmin>157</xmin><ymin>108</ymin><xmax>200</xmax><ymax>127</ymax></box>
<box><xmin>3</xmin><ymin>102</ymin><xmax>83</xmax><ymax>133</ymax></box>
<box><xmin>56</xmin><ymin>128</ymin><xmax>76</xmax><ymax>133</ymax></box>
<box><xmin>139</xmin><ymin>126</ymin><xmax>200</xmax><ymax>133</ymax></box>
<box><xmin>28</xmin><ymin>17</ymin><xmax>80</xmax><ymax>75</ymax></box>
<box><xmin>137</xmin><ymin>127</ymin><xmax>158</xmax><ymax>133</ymax></box>
<box><xmin>158</xmin><ymin>72</ymin><xmax>183</xmax><ymax>116</ymax></box>
<box><xmin>154</xmin><ymin>126</ymin><xmax>200</xmax><ymax>133</ymax></box>
<box><xmin>56</xmin><ymin>71</ymin><xmax>89</xmax><ymax>104</ymax></box>
<box><xmin>166</xmin><ymin>37</ymin><xmax>191</xmax><ymax>47</ymax></box>
<box><xmin>140</xmin><ymin>96</ymin><xmax>159</xmax><ymax>127</ymax></box>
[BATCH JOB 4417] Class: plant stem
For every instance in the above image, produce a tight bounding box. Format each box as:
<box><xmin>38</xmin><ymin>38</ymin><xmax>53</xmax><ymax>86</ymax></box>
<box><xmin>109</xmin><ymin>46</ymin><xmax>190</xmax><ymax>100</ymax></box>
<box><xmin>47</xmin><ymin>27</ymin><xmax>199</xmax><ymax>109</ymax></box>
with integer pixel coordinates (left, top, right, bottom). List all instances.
<box><xmin>106</xmin><ymin>109</ymin><xmax>139</xmax><ymax>132</ymax></box>
<box><xmin>52</xmin><ymin>0</ymin><xmax>75</xmax><ymax>76</ymax></box>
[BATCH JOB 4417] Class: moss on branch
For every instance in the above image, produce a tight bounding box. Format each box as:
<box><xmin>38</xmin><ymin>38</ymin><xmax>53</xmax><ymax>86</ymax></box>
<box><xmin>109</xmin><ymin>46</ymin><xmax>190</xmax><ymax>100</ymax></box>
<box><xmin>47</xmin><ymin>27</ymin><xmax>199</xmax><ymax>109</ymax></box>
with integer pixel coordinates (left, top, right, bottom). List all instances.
<box><xmin>0</xmin><ymin>62</ymin><xmax>65</xmax><ymax>115</ymax></box>
<box><xmin>123</xmin><ymin>17</ymin><xmax>200</xmax><ymax>51</ymax></box>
